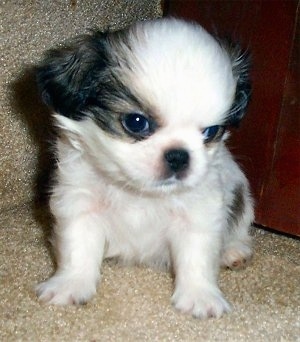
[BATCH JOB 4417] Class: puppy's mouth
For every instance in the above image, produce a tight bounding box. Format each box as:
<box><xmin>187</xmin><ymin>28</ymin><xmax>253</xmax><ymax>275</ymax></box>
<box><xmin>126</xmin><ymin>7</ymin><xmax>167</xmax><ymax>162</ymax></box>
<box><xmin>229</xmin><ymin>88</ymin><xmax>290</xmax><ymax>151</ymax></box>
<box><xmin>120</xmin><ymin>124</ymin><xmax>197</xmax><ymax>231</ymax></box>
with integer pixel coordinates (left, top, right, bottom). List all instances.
<box><xmin>151</xmin><ymin>173</ymin><xmax>193</xmax><ymax>195</ymax></box>
<box><xmin>157</xmin><ymin>174</ymin><xmax>186</xmax><ymax>186</ymax></box>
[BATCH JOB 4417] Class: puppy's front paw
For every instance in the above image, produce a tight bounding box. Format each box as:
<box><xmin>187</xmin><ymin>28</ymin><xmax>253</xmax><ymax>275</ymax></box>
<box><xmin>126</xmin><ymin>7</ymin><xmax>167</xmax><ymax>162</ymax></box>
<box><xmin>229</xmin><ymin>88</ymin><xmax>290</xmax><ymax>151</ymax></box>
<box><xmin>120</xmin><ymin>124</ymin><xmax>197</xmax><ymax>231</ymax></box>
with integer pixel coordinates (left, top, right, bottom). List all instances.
<box><xmin>171</xmin><ymin>285</ymin><xmax>231</xmax><ymax>319</ymax></box>
<box><xmin>36</xmin><ymin>274</ymin><xmax>97</xmax><ymax>305</ymax></box>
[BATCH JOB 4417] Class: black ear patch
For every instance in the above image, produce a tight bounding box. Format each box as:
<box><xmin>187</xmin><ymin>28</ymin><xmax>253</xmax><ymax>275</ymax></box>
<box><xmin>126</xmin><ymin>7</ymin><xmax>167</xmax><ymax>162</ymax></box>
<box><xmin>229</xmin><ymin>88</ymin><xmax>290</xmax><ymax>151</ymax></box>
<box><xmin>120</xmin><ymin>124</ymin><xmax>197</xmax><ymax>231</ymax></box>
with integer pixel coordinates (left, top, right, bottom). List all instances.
<box><xmin>223</xmin><ymin>41</ymin><xmax>252</xmax><ymax>127</ymax></box>
<box><xmin>36</xmin><ymin>31</ymin><xmax>110</xmax><ymax>120</ymax></box>
<box><xmin>227</xmin><ymin>74</ymin><xmax>251</xmax><ymax>127</ymax></box>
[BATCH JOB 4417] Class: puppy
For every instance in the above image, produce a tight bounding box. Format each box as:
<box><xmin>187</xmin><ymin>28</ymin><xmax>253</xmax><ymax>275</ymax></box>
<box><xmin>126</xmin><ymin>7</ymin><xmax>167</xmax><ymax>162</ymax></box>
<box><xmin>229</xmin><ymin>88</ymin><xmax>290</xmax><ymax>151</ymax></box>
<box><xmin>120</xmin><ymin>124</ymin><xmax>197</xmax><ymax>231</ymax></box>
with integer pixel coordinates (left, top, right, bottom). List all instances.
<box><xmin>36</xmin><ymin>17</ymin><xmax>254</xmax><ymax>319</ymax></box>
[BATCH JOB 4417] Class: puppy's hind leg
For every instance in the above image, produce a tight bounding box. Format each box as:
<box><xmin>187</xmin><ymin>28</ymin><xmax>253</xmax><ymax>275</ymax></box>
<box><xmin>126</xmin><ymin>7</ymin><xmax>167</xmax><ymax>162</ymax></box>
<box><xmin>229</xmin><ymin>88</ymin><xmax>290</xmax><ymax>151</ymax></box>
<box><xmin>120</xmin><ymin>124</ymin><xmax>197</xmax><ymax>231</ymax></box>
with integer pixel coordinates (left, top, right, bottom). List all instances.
<box><xmin>221</xmin><ymin>184</ymin><xmax>254</xmax><ymax>270</ymax></box>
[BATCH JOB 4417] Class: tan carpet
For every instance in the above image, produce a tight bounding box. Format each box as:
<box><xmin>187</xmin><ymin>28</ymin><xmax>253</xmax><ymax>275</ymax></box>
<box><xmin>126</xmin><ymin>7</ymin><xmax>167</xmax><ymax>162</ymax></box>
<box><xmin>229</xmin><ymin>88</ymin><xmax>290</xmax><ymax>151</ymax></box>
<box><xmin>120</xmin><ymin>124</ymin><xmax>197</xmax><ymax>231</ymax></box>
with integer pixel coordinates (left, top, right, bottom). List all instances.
<box><xmin>1</xmin><ymin>1</ymin><xmax>299</xmax><ymax>341</ymax></box>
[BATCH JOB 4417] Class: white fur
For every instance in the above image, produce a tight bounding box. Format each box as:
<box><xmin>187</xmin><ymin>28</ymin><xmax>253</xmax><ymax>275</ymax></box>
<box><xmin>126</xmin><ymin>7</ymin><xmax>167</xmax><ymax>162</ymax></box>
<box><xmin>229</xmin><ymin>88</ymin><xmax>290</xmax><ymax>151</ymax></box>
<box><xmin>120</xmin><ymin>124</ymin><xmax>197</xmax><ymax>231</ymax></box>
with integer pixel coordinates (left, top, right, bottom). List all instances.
<box><xmin>36</xmin><ymin>18</ymin><xmax>254</xmax><ymax>319</ymax></box>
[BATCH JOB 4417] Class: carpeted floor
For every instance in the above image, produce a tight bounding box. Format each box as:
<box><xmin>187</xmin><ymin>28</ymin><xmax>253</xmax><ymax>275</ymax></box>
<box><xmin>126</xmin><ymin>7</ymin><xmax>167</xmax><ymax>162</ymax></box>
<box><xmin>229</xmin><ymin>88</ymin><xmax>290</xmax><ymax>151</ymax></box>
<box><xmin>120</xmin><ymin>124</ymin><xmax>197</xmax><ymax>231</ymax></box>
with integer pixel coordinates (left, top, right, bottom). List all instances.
<box><xmin>1</xmin><ymin>1</ymin><xmax>299</xmax><ymax>341</ymax></box>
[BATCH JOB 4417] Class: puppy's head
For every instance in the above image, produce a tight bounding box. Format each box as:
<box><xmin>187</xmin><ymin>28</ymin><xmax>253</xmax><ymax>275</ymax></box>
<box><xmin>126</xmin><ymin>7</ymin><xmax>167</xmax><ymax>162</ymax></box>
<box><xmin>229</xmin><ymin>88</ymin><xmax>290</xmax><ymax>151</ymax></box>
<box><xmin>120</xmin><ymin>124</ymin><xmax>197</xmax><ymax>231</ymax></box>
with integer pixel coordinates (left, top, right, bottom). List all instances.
<box><xmin>37</xmin><ymin>18</ymin><xmax>251</xmax><ymax>194</ymax></box>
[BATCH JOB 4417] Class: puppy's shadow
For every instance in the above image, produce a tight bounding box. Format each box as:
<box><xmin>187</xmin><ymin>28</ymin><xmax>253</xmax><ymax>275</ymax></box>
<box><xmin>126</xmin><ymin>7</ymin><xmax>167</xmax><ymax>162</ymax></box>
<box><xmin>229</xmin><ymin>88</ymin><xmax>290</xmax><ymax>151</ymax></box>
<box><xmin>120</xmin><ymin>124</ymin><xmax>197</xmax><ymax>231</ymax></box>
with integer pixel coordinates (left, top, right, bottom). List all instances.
<box><xmin>11</xmin><ymin>67</ymin><xmax>56</xmax><ymax>250</ymax></box>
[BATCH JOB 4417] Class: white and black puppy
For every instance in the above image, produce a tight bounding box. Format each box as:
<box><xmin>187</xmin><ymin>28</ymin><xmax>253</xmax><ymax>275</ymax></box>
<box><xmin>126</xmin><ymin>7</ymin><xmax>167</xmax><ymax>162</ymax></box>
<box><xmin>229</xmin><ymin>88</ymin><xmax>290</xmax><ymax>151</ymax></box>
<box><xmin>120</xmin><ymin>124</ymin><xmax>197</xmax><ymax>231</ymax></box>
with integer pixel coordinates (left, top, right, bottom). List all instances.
<box><xmin>36</xmin><ymin>18</ymin><xmax>254</xmax><ymax>319</ymax></box>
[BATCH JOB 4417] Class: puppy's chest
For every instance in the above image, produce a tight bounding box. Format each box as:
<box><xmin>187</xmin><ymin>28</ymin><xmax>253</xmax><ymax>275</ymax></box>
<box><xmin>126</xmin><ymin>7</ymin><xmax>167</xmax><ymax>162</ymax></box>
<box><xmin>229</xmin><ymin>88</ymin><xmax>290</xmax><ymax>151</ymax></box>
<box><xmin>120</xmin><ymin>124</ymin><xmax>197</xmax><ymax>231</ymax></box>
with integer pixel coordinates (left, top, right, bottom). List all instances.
<box><xmin>106</xmin><ymin>195</ymin><xmax>171</xmax><ymax>235</ymax></box>
<box><xmin>92</xmin><ymin>183</ymin><xmax>224</xmax><ymax>261</ymax></box>
<box><xmin>99</xmin><ymin>190</ymin><xmax>185</xmax><ymax>251</ymax></box>
<box><xmin>100</xmin><ymin>195</ymin><xmax>172</xmax><ymax>260</ymax></box>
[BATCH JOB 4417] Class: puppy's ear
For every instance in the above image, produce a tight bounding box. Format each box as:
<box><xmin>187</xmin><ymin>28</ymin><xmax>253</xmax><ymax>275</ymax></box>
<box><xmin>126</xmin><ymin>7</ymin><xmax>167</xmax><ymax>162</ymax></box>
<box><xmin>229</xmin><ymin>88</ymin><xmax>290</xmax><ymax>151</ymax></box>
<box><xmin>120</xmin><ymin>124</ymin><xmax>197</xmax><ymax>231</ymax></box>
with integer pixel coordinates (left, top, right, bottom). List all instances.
<box><xmin>224</xmin><ymin>41</ymin><xmax>251</xmax><ymax>127</ymax></box>
<box><xmin>36</xmin><ymin>31</ymin><xmax>109</xmax><ymax>119</ymax></box>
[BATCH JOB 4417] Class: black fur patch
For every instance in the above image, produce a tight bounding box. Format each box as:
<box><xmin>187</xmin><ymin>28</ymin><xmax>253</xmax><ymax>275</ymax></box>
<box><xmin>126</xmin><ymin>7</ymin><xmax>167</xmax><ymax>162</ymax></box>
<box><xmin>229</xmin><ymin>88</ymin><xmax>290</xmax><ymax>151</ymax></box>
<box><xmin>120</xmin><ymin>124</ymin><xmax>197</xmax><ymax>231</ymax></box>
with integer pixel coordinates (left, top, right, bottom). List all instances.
<box><xmin>36</xmin><ymin>30</ymin><xmax>147</xmax><ymax>137</ymax></box>
<box><xmin>227</xmin><ymin>184</ymin><xmax>245</xmax><ymax>227</ymax></box>
<box><xmin>36</xmin><ymin>31</ymin><xmax>111</xmax><ymax>119</ymax></box>
<box><xmin>222</xmin><ymin>40</ymin><xmax>252</xmax><ymax>127</ymax></box>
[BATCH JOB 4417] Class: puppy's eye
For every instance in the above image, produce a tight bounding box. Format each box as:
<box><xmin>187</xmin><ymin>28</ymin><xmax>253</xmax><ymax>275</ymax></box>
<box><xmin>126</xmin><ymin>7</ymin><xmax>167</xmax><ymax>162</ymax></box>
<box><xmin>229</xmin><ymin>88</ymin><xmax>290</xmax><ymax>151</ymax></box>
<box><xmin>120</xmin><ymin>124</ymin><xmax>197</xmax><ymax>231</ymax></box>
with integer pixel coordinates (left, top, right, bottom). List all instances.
<box><xmin>202</xmin><ymin>125</ymin><xmax>225</xmax><ymax>144</ymax></box>
<box><xmin>121</xmin><ymin>113</ymin><xmax>150</xmax><ymax>138</ymax></box>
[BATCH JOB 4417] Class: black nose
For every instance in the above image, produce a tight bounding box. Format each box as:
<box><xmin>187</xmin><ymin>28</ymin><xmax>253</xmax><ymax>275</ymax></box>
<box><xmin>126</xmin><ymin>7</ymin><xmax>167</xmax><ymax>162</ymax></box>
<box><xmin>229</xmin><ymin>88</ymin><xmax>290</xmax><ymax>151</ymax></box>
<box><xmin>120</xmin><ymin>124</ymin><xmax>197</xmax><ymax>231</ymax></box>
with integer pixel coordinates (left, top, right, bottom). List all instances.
<box><xmin>164</xmin><ymin>148</ymin><xmax>190</xmax><ymax>174</ymax></box>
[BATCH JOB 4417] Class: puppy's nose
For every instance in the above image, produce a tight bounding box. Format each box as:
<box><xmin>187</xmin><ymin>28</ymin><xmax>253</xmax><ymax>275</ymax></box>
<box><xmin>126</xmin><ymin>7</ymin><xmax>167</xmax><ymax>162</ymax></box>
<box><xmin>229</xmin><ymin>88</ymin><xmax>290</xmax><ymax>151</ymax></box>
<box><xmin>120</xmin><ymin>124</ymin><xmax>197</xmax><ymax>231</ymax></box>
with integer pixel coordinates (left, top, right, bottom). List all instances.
<box><xmin>164</xmin><ymin>148</ymin><xmax>190</xmax><ymax>174</ymax></box>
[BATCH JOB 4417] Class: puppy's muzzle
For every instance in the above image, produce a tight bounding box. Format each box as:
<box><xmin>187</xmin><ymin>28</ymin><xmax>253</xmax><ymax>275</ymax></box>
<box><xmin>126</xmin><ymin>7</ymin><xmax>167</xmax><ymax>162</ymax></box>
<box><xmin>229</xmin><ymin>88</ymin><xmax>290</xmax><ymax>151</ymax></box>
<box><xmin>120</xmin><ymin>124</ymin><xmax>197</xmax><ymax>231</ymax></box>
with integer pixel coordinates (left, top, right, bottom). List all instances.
<box><xmin>164</xmin><ymin>148</ymin><xmax>190</xmax><ymax>179</ymax></box>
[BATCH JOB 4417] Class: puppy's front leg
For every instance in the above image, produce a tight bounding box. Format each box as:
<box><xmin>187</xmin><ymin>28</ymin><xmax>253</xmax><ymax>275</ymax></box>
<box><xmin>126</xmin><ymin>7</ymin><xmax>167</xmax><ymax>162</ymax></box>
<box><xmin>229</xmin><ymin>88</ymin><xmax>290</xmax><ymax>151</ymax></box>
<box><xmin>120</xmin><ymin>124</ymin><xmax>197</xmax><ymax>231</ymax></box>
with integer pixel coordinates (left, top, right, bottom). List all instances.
<box><xmin>170</xmin><ymin>230</ymin><xmax>231</xmax><ymax>319</ymax></box>
<box><xmin>36</xmin><ymin>213</ymin><xmax>105</xmax><ymax>305</ymax></box>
